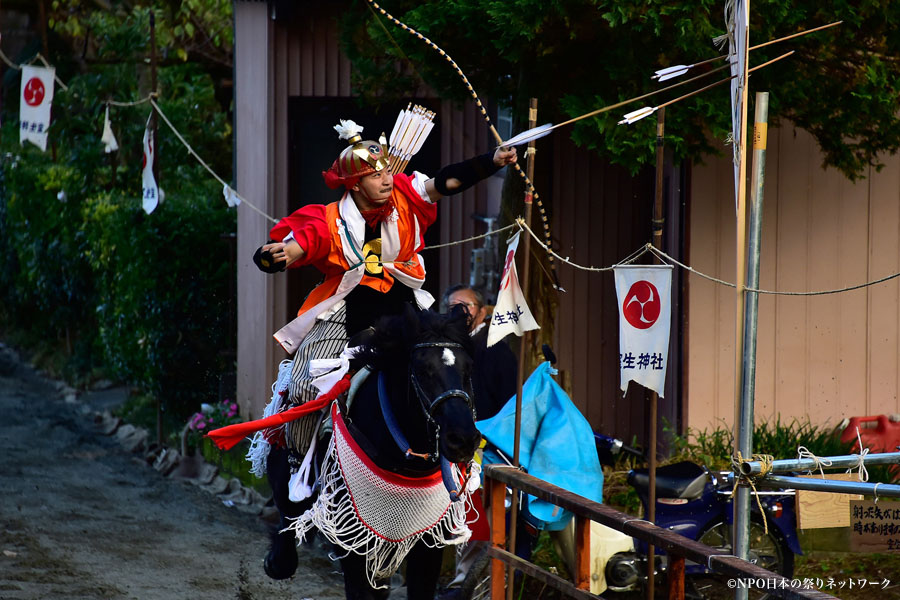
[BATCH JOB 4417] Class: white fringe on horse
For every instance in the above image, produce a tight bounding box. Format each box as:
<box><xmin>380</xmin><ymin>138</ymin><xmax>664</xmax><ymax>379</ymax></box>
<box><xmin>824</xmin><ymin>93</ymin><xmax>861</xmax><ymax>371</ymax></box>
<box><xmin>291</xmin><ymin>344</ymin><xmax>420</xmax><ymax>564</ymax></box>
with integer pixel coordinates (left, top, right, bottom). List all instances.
<box><xmin>245</xmin><ymin>359</ymin><xmax>294</xmax><ymax>477</ymax></box>
<box><xmin>285</xmin><ymin>403</ymin><xmax>473</xmax><ymax>589</ymax></box>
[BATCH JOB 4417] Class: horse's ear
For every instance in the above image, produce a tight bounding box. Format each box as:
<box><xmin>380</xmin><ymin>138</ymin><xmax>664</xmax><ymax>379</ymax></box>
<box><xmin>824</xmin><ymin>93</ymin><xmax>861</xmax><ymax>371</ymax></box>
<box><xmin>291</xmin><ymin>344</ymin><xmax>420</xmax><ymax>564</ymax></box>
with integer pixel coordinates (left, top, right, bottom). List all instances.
<box><xmin>448</xmin><ymin>303</ymin><xmax>468</xmax><ymax>322</ymax></box>
<box><xmin>402</xmin><ymin>302</ymin><xmax>421</xmax><ymax>334</ymax></box>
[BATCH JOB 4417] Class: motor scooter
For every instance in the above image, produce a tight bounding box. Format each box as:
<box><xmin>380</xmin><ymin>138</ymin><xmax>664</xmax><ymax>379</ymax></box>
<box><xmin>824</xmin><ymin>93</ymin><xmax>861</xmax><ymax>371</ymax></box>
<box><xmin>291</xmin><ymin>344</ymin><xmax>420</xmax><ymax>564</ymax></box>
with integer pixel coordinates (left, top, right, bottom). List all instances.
<box><xmin>591</xmin><ymin>433</ymin><xmax>802</xmax><ymax>599</ymax></box>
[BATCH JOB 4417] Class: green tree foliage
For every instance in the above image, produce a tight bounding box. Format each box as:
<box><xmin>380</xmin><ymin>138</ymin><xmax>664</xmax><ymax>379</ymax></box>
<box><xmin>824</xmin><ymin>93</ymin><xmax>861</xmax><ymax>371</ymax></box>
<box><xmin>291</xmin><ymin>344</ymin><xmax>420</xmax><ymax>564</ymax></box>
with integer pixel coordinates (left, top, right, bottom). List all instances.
<box><xmin>0</xmin><ymin>2</ymin><xmax>235</xmax><ymax>420</ymax></box>
<box><xmin>342</xmin><ymin>0</ymin><xmax>900</xmax><ymax>179</ymax></box>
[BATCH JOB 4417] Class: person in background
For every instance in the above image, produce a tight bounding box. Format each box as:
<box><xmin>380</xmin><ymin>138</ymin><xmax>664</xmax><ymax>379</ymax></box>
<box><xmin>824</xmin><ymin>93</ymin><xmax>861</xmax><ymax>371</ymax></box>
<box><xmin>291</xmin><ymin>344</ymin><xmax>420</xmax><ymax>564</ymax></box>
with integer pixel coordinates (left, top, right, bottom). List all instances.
<box><xmin>442</xmin><ymin>284</ymin><xmax>517</xmax><ymax>421</ymax></box>
<box><xmin>439</xmin><ymin>284</ymin><xmax>522</xmax><ymax>599</ymax></box>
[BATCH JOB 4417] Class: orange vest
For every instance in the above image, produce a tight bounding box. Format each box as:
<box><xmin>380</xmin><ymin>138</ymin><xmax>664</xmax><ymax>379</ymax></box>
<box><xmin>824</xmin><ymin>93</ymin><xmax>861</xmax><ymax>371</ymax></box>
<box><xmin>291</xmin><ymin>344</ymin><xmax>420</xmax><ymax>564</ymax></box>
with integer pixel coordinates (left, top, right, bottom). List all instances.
<box><xmin>273</xmin><ymin>175</ymin><xmax>435</xmax><ymax>354</ymax></box>
<box><xmin>296</xmin><ymin>189</ymin><xmax>427</xmax><ymax>319</ymax></box>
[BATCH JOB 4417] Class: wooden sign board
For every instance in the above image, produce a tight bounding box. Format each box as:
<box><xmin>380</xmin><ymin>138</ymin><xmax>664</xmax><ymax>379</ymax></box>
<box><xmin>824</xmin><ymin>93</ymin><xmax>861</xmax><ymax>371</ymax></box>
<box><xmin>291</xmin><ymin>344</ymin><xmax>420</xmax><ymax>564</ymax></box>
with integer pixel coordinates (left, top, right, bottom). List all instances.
<box><xmin>796</xmin><ymin>473</ymin><xmax>863</xmax><ymax>529</ymax></box>
<box><xmin>849</xmin><ymin>499</ymin><xmax>900</xmax><ymax>552</ymax></box>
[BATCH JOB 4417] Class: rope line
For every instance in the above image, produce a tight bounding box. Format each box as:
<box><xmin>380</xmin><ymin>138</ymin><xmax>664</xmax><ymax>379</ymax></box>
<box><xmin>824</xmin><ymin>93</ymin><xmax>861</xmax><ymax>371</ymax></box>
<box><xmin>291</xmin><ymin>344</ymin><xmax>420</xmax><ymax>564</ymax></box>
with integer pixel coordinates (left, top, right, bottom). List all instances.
<box><xmin>366</xmin><ymin>0</ymin><xmax>559</xmax><ymax>286</ymax></box>
<box><xmin>516</xmin><ymin>218</ymin><xmax>900</xmax><ymax>297</ymax></box>
<box><xmin>732</xmin><ymin>451</ymin><xmax>771</xmax><ymax>534</ymax></box>
<box><xmin>852</xmin><ymin>428</ymin><xmax>870</xmax><ymax>483</ymax></box>
<box><xmin>13</xmin><ymin>43</ymin><xmax>900</xmax><ymax>299</ymax></box>
<box><xmin>0</xmin><ymin>48</ymin><xmax>69</xmax><ymax>91</ymax></box>
<box><xmin>646</xmin><ymin>244</ymin><xmax>900</xmax><ymax>296</ymax></box>
<box><xmin>150</xmin><ymin>99</ymin><xmax>277</xmax><ymax>224</ymax></box>
<box><xmin>518</xmin><ymin>220</ymin><xmax>653</xmax><ymax>272</ymax></box>
<box><xmin>421</xmin><ymin>223</ymin><xmax>518</xmax><ymax>251</ymax></box>
<box><xmin>797</xmin><ymin>446</ymin><xmax>832</xmax><ymax>478</ymax></box>
<box><xmin>108</xmin><ymin>96</ymin><xmax>153</xmax><ymax>107</ymax></box>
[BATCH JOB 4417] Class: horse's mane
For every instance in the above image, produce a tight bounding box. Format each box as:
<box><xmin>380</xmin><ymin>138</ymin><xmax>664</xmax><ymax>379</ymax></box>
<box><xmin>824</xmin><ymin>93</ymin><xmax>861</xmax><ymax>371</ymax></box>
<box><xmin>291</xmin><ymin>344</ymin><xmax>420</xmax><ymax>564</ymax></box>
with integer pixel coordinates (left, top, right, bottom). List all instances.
<box><xmin>353</xmin><ymin>306</ymin><xmax>473</xmax><ymax>373</ymax></box>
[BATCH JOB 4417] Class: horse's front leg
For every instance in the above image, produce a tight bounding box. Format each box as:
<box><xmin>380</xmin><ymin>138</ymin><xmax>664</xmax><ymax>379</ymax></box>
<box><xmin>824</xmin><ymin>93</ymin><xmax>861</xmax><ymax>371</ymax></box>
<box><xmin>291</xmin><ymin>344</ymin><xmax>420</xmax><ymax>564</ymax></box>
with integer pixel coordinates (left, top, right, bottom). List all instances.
<box><xmin>340</xmin><ymin>552</ymin><xmax>391</xmax><ymax>600</ymax></box>
<box><xmin>404</xmin><ymin>541</ymin><xmax>444</xmax><ymax>600</ymax></box>
<box><xmin>264</xmin><ymin>446</ymin><xmax>315</xmax><ymax>580</ymax></box>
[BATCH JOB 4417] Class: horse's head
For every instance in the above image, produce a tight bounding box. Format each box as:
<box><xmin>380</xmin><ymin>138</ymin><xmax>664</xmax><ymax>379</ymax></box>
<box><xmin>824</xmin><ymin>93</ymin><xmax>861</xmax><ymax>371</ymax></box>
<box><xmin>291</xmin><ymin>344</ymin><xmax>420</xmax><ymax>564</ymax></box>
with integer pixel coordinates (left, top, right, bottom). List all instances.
<box><xmin>355</xmin><ymin>305</ymin><xmax>482</xmax><ymax>464</ymax></box>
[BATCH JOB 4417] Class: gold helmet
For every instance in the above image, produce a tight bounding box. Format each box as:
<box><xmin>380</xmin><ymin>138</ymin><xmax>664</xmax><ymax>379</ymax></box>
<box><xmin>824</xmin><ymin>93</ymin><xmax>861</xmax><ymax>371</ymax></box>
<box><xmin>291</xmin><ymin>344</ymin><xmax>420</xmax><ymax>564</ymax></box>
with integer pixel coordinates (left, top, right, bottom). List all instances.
<box><xmin>323</xmin><ymin>120</ymin><xmax>390</xmax><ymax>189</ymax></box>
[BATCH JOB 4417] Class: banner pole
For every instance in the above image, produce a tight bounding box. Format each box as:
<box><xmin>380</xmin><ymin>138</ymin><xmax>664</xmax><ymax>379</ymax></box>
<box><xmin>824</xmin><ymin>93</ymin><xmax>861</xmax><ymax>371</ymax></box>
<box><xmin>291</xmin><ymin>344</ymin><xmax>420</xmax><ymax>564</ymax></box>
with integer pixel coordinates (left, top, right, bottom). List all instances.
<box><xmin>644</xmin><ymin>107</ymin><xmax>667</xmax><ymax>600</ymax></box>
<box><xmin>505</xmin><ymin>98</ymin><xmax>538</xmax><ymax>600</ymax></box>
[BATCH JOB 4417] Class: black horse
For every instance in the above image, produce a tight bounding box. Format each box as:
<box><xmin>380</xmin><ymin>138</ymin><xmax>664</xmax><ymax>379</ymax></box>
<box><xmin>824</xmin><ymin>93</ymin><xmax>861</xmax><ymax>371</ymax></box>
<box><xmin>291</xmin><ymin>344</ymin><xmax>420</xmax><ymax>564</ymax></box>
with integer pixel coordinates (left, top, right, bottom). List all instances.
<box><xmin>266</xmin><ymin>306</ymin><xmax>482</xmax><ymax>600</ymax></box>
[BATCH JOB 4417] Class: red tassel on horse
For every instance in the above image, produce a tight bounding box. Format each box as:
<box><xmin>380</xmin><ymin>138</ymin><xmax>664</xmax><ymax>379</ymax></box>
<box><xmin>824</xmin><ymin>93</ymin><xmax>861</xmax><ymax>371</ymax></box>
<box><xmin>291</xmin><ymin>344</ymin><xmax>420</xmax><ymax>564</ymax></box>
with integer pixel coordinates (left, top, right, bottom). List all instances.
<box><xmin>206</xmin><ymin>374</ymin><xmax>352</xmax><ymax>451</ymax></box>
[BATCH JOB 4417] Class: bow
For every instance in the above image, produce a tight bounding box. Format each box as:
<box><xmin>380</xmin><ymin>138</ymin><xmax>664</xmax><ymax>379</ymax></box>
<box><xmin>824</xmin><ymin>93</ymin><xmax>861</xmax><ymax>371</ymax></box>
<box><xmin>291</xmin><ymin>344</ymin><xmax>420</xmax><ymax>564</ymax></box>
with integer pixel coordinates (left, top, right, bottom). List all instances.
<box><xmin>366</xmin><ymin>0</ymin><xmax>560</xmax><ymax>288</ymax></box>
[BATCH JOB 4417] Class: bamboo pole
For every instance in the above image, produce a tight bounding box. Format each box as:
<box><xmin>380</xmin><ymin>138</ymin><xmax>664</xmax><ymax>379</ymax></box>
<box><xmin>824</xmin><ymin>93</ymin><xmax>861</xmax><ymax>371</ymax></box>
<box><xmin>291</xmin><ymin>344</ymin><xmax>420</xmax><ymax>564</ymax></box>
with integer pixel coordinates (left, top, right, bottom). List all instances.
<box><xmin>732</xmin><ymin>7</ymin><xmax>752</xmax><ymax>600</ymax></box>
<box><xmin>149</xmin><ymin>9</ymin><xmax>163</xmax><ymax>448</ymax></box>
<box><xmin>506</xmin><ymin>97</ymin><xmax>538</xmax><ymax>600</ymax></box>
<box><xmin>645</xmin><ymin>107</ymin><xmax>666</xmax><ymax>600</ymax></box>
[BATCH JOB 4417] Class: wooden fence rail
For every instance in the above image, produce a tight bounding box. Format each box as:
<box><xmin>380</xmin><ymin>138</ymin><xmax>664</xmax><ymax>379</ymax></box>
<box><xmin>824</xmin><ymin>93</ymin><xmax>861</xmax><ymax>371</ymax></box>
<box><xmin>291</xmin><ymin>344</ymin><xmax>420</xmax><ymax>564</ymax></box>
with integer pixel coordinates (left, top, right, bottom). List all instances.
<box><xmin>483</xmin><ymin>464</ymin><xmax>838</xmax><ymax>600</ymax></box>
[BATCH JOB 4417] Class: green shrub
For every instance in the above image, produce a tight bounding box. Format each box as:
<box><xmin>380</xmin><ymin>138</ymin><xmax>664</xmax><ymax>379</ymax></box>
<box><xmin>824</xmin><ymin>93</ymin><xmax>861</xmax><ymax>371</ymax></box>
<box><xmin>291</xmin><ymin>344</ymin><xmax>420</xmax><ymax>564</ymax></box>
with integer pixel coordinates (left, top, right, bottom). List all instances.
<box><xmin>0</xmin><ymin>8</ymin><xmax>235</xmax><ymax>425</ymax></box>
<box><xmin>604</xmin><ymin>416</ymin><xmax>876</xmax><ymax>514</ymax></box>
<box><xmin>666</xmin><ymin>416</ymin><xmax>855</xmax><ymax>472</ymax></box>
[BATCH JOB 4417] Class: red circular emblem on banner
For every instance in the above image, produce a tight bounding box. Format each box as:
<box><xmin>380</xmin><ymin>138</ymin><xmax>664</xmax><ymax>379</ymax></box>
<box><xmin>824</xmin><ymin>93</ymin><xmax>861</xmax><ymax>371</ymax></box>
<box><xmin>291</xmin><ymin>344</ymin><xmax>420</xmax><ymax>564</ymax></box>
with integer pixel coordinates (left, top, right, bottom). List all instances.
<box><xmin>622</xmin><ymin>280</ymin><xmax>661</xmax><ymax>329</ymax></box>
<box><xmin>23</xmin><ymin>77</ymin><xmax>45</xmax><ymax>107</ymax></box>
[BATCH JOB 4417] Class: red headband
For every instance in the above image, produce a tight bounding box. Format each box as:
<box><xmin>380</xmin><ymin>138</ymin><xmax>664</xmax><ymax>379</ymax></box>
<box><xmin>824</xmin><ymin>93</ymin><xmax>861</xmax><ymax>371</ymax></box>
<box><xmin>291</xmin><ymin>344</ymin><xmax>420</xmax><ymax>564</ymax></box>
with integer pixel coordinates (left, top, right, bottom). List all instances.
<box><xmin>322</xmin><ymin>160</ymin><xmax>364</xmax><ymax>190</ymax></box>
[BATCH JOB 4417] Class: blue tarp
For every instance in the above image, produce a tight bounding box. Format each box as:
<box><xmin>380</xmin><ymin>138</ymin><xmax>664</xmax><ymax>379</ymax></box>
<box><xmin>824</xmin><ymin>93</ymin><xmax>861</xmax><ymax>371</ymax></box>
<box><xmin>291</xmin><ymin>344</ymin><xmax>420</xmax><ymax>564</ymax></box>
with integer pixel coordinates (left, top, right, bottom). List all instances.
<box><xmin>476</xmin><ymin>362</ymin><xmax>604</xmax><ymax>531</ymax></box>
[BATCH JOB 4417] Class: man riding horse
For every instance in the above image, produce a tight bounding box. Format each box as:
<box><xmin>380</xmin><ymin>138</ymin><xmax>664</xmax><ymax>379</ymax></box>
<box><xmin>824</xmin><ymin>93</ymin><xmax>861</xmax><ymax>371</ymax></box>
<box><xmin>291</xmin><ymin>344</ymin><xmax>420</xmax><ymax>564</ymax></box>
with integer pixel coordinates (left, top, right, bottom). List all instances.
<box><xmin>251</xmin><ymin>118</ymin><xmax>516</xmax><ymax>579</ymax></box>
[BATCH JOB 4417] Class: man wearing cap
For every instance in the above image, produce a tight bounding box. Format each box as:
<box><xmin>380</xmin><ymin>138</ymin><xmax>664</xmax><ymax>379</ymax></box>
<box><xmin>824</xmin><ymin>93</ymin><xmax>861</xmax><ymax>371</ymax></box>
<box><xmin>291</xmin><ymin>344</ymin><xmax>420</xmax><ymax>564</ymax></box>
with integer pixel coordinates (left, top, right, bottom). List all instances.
<box><xmin>252</xmin><ymin>119</ymin><xmax>516</xmax><ymax>579</ymax></box>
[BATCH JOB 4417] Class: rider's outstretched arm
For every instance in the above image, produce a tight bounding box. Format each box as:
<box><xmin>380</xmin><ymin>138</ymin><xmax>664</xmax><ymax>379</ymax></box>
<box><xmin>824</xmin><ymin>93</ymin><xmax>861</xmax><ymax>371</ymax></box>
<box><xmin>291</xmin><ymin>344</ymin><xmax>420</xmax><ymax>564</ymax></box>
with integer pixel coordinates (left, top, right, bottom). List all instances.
<box><xmin>423</xmin><ymin>146</ymin><xmax>517</xmax><ymax>202</ymax></box>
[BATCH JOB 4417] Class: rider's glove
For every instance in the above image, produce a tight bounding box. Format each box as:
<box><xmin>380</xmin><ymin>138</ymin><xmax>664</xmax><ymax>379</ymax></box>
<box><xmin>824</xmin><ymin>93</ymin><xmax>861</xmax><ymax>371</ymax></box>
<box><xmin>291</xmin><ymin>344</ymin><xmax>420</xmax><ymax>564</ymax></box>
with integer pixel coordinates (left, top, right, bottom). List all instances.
<box><xmin>253</xmin><ymin>242</ymin><xmax>286</xmax><ymax>273</ymax></box>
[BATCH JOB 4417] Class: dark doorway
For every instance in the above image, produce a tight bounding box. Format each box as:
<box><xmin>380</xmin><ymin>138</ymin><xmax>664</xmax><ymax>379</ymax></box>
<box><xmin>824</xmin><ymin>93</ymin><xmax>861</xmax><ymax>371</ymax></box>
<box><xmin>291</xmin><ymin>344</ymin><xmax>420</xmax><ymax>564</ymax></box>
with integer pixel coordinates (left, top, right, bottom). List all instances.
<box><xmin>286</xmin><ymin>97</ymin><xmax>443</xmax><ymax>317</ymax></box>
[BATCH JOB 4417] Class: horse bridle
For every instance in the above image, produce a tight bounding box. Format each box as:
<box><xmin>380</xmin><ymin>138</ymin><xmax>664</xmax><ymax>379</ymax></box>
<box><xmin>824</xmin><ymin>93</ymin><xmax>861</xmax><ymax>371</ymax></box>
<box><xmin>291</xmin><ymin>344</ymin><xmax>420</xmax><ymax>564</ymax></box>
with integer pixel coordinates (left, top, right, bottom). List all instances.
<box><xmin>375</xmin><ymin>340</ymin><xmax>476</xmax><ymax>499</ymax></box>
<box><xmin>408</xmin><ymin>342</ymin><xmax>476</xmax><ymax>426</ymax></box>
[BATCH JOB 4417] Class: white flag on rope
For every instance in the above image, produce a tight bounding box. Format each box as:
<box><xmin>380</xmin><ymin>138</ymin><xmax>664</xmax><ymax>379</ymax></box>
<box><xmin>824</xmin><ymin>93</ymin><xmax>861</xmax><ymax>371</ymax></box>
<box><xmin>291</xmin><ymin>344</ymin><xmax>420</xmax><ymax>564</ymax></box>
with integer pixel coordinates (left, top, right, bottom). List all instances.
<box><xmin>19</xmin><ymin>65</ymin><xmax>55</xmax><ymax>151</ymax></box>
<box><xmin>101</xmin><ymin>105</ymin><xmax>119</xmax><ymax>153</ymax></box>
<box><xmin>487</xmin><ymin>230</ymin><xmax>539</xmax><ymax>347</ymax></box>
<box><xmin>614</xmin><ymin>265</ymin><xmax>672</xmax><ymax>397</ymax></box>
<box><xmin>141</xmin><ymin>112</ymin><xmax>159</xmax><ymax>214</ymax></box>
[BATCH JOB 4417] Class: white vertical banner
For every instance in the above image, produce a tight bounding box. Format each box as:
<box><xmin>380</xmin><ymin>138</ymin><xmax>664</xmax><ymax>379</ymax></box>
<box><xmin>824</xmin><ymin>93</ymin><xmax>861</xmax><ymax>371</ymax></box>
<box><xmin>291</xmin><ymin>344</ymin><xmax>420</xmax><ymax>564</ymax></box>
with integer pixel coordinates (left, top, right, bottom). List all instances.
<box><xmin>614</xmin><ymin>265</ymin><xmax>673</xmax><ymax>397</ymax></box>
<box><xmin>487</xmin><ymin>230</ymin><xmax>539</xmax><ymax>347</ymax></box>
<box><xmin>141</xmin><ymin>112</ymin><xmax>159</xmax><ymax>214</ymax></box>
<box><xmin>727</xmin><ymin>0</ymin><xmax>748</xmax><ymax>213</ymax></box>
<box><xmin>19</xmin><ymin>65</ymin><xmax>55</xmax><ymax>151</ymax></box>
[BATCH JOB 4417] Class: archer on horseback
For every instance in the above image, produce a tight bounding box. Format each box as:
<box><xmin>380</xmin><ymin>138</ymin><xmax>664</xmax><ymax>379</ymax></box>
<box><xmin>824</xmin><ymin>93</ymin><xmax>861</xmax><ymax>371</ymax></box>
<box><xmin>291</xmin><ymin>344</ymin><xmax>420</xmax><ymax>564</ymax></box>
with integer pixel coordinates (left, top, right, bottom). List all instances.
<box><xmin>249</xmin><ymin>118</ymin><xmax>516</xmax><ymax>580</ymax></box>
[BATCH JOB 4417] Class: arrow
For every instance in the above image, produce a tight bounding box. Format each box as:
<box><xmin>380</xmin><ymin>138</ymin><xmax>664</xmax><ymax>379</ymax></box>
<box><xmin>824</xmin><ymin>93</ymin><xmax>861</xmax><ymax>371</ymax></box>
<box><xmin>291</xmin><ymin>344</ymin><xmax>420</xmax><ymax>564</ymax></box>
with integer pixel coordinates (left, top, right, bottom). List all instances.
<box><xmin>653</xmin><ymin>20</ymin><xmax>841</xmax><ymax>82</ymax></box>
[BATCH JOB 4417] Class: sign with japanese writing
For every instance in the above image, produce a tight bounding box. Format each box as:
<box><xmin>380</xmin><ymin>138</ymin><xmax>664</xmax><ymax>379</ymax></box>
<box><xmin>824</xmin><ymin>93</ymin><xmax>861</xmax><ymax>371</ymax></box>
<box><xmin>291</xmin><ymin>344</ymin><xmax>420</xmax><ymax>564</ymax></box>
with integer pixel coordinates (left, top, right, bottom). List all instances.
<box><xmin>19</xmin><ymin>65</ymin><xmax>55</xmax><ymax>151</ymax></box>
<box><xmin>850</xmin><ymin>499</ymin><xmax>900</xmax><ymax>552</ymax></box>
<box><xmin>614</xmin><ymin>265</ymin><xmax>672</xmax><ymax>397</ymax></box>
<box><xmin>141</xmin><ymin>112</ymin><xmax>159</xmax><ymax>214</ymax></box>
<box><xmin>487</xmin><ymin>230</ymin><xmax>539</xmax><ymax>347</ymax></box>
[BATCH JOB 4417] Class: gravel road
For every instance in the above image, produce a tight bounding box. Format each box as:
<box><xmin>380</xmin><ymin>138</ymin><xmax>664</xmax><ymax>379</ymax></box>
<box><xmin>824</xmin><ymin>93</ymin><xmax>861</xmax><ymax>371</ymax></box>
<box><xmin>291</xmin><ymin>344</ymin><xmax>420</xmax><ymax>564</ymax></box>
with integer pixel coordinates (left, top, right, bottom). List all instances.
<box><xmin>0</xmin><ymin>342</ymin><xmax>348</xmax><ymax>600</ymax></box>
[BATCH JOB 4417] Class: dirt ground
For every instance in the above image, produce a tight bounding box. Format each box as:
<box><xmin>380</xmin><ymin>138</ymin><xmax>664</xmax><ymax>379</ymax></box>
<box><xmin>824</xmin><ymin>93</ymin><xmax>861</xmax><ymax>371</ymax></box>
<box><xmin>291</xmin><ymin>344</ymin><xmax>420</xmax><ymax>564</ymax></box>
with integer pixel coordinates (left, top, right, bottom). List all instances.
<box><xmin>0</xmin><ymin>342</ymin><xmax>348</xmax><ymax>600</ymax></box>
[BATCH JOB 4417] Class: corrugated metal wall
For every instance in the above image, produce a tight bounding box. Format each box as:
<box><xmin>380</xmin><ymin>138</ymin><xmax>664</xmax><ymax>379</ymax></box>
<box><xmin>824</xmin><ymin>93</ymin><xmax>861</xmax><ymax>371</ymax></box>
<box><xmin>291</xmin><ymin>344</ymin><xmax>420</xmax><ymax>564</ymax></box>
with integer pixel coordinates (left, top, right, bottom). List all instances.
<box><xmin>688</xmin><ymin>125</ymin><xmax>900</xmax><ymax>433</ymax></box>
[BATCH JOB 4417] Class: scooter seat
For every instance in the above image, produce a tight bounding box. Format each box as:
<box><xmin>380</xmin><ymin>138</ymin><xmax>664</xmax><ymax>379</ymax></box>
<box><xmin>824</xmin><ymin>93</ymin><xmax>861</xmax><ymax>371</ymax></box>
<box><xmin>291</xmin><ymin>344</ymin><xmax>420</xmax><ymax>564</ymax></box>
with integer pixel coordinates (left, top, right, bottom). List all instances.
<box><xmin>628</xmin><ymin>461</ymin><xmax>709</xmax><ymax>501</ymax></box>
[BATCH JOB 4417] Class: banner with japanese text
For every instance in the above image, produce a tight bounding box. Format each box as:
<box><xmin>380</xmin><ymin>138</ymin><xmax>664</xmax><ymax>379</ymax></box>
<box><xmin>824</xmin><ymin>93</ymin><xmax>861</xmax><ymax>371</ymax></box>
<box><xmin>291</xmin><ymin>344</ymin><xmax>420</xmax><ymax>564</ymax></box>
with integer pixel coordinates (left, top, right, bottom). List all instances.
<box><xmin>487</xmin><ymin>230</ymin><xmax>539</xmax><ymax>347</ymax></box>
<box><xmin>19</xmin><ymin>65</ymin><xmax>55</xmax><ymax>151</ymax></box>
<box><xmin>614</xmin><ymin>265</ymin><xmax>672</xmax><ymax>397</ymax></box>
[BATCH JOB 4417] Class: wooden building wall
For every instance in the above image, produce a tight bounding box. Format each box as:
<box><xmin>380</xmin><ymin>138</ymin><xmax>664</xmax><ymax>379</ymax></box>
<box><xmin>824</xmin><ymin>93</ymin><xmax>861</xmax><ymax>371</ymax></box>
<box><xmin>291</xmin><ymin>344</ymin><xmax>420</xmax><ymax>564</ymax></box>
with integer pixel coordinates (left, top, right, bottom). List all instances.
<box><xmin>688</xmin><ymin>125</ymin><xmax>900</xmax><ymax>434</ymax></box>
<box><xmin>546</xmin><ymin>138</ymin><xmax>683</xmax><ymax>444</ymax></box>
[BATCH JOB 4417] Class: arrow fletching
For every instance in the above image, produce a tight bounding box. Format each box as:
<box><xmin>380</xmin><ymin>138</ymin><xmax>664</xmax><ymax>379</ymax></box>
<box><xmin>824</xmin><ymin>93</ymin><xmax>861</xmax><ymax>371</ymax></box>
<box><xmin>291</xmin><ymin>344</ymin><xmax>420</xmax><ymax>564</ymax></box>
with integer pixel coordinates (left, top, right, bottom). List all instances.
<box><xmin>389</xmin><ymin>103</ymin><xmax>411</xmax><ymax>150</ymax></box>
<box><xmin>388</xmin><ymin>104</ymin><xmax>436</xmax><ymax>174</ymax></box>
<box><xmin>410</xmin><ymin>116</ymin><xmax>435</xmax><ymax>155</ymax></box>
<box><xmin>499</xmin><ymin>123</ymin><xmax>554</xmax><ymax>148</ymax></box>
<box><xmin>653</xmin><ymin>64</ymin><xmax>694</xmax><ymax>82</ymax></box>
<box><xmin>618</xmin><ymin>106</ymin><xmax>656</xmax><ymax>125</ymax></box>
